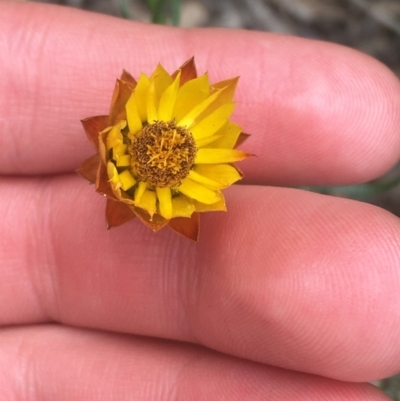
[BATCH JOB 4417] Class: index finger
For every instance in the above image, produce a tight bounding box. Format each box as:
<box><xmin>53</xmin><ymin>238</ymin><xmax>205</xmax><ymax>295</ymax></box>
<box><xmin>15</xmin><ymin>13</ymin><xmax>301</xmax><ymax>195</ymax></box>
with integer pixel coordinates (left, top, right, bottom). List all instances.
<box><xmin>1</xmin><ymin>1</ymin><xmax>399</xmax><ymax>185</ymax></box>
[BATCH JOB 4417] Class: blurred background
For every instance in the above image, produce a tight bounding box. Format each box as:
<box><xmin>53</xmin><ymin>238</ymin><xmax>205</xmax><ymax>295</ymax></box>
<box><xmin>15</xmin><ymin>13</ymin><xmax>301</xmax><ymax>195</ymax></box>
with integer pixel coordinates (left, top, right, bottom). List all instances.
<box><xmin>34</xmin><ymin>0</ymin><xmax>400</xmax><ymax>398</ymax></box>
<box><xmin>35</xmin><ymin>0</ymin><xmax>400</xmax><ymax>77</ymax></box>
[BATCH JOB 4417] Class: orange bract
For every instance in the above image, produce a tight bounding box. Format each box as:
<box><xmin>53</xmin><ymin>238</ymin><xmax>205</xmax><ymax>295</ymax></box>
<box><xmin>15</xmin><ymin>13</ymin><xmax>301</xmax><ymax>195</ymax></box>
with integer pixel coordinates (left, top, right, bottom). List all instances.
<box><xmin>77</xmin><ymin>58</ymin><xmax>251</xmax><ymax>241</ymax></box>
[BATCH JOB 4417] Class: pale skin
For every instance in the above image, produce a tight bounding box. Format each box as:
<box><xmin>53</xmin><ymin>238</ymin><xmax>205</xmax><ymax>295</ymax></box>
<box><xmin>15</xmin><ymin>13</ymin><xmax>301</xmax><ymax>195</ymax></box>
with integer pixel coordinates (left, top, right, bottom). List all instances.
<box><xmin>1</xmin><ymin>1</ymin><xmax>400</xmax><ymax>399</ymax></box>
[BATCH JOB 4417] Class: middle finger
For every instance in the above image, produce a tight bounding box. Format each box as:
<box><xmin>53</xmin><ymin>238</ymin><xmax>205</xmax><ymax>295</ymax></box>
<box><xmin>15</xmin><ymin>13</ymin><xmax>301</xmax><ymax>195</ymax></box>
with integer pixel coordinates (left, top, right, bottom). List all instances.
<box><xmin>1</xmin><ymin>175</ymin><xmax>400</xmax><ymax>382</ymax></box>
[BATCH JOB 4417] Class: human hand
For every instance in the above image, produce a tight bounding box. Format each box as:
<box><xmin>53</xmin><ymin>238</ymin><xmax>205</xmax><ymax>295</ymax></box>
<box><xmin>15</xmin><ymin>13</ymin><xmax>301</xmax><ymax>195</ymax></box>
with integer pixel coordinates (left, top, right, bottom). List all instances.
<box><xmin>1</xmin><ymin>2</ymin><xmax>400</xmax><ymax>399</ymax></box>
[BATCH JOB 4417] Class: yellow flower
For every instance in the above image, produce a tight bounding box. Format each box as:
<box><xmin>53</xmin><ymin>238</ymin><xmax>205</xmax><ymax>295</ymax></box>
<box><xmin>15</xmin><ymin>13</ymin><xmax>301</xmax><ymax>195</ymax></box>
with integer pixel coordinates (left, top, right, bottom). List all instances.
<box><xmin>78</xmin><ymin>58</ymin><xmax>251</xmax><ymax>241</ymax></box>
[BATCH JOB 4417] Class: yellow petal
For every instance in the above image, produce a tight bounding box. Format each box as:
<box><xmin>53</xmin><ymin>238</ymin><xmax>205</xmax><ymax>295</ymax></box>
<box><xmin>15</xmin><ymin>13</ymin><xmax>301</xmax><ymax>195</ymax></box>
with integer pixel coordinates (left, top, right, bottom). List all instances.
<box><xmin>171</xmin><ymin>196</ymin><xmax>196</xmax><ymax>217</ymax></box>
<box><xmin>177</xmin><ymin>88</ymin><xmax>224</xmax><ymax>129</ymax></box>
<box><xmin>195</xmin><ymin>134</ymin><xmax>223</xmax><ymax>148</ymax></box>
<box><xmin>125</xmin><ymin>93</ymin><xmax>142</xmax><ymax>135</ymax></box>
<box><xmin>106</xmin><ymin>161</ymin><xmax>131</xmax><ymax>196</ymax></box>
<box><xmin>191</xmin><ymin>78</ymin><xmax>238</xmax><ymax>123</ymax></box>
<box><xmin>188</xmin><ymin>169</ymin><xmax>225</xmax><ymax>190</ymax></box>
<box><xmin>195</xmin><ymin>148</ymin><xmax>250</xmax><ymax>164</ymax></box>
<box><xmin>193</xmin><ymin>196</ymin><xmax>227</xmax><ymax>212</ymax></box>
<box><xmin>135</xmin><ymin>73</ymin><xmax>150</xmax><ymax>122</ymax></box>
<box><xmin>147</xmin><ymin>79</ymin><xmax>158</xmax><ymax>123</ymax></box>
<box><xmin>178</xmin><ymin>178</ymin><xmax>222</xmax><ymax>204</ymax></box>
<box><xmin>173</xmin><ymin>74</ymin><xmax>210</xmax><ymax>122</ymax></box>
<box><xmin>99</xmin><ymin>161</ymin><xmax>119</xmax><ymax>198</ymax></box>
<box><xmin>194</xmin><ymin>164</ymin><xmax>243</xmax><ymax>187</ymax></box>
<box><xmin>211</xmin><ymin>76</ymin><xmax>239</xmax><ymax>103</ymax></box>
<box><xmin>136</xmin><ymin>189</ymin><xmax>157</xmax><ymax>217</ymax></box>
<box><xmin>107</xmin><ymin>161</ymin><xmax>119</xmax><ymax>185</ymax></box>
<box><xmin>113</xmin><ymin>144</ymin><xmax>127</xmax><ymax>157</ymax></box>
<box><xmin>116</xmin><ymin>154</ymin><xmax>131</xmax><ymax>167</ymax></box>
<box><xmin>147</xmin><ymin>64</ymin><xmax>174</xmax><ymax>123</ymax></box>
<box><xmin>118</xmin><ymin>170</ymin><xmax>136</xmax><ymax>191</ymax></box>
<box><xmin>156</xmin><ymin>187</ymin><xmax>172</xmax><ymax>220</ymax></box>
<box><xmin>106</xmin><ymin>120</ymin><xmax>126</xmax><ymax>151</ymax></box>
<box><xmin>150</xmin><ymin>64</ymin><xmax>173</xmax><ymax>89</ymax></box>
<box><xmin>205</xmin><ymin>122</ymin><xmax>242</xmax><ymax>149</ymax></box>
<box><xmin>191</xmin><ymin>102</ymin><xmax>235</xmax><ymax>141</ymax></box>
<box><xmin>158</xmin><ymin>71</ymin><xmax>181</xmax><ymax>121</ymax></box>
<box><xmin>134</xmin><ymin>181</ymin><xmax>147</xmax><ymax>203</ymax></box>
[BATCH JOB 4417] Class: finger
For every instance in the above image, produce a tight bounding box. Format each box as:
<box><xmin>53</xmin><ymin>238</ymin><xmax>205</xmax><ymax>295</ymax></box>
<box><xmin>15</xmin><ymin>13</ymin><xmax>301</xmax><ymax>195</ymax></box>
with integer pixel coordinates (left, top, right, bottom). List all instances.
<box><xmin>1</xmin><ymin>175</ymin><xmax>400</xmax><ymax>382</ymax></box>
<box><xmin>0</xmin><ymin>325</ymin><xmax>390</xmax><ymax>401</ymax></box>
<box><xmin>1</xmin><ymin>2</ymin><xmax>399</xmax><ymax>185</ymax></box>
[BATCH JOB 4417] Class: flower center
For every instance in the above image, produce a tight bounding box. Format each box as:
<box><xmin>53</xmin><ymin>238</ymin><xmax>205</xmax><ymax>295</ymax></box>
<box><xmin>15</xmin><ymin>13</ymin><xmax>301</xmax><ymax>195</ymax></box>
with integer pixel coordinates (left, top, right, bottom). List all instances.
<box><xmin>130</xmin><ymin>121</ymin><xmax>197</xmax><ymax>188</ymax></box>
